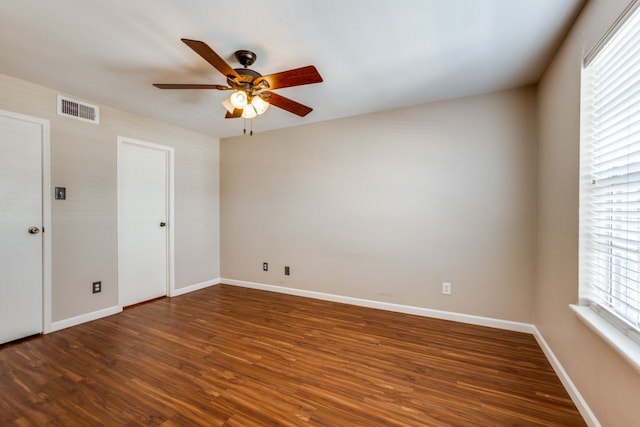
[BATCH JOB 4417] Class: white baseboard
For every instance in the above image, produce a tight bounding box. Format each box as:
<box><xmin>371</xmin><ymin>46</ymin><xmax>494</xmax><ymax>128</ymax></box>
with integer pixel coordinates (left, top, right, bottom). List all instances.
<box><xmin>44</xmin><ymin>277</ymin><xmax>596</xmax><ymax>425</ymax></box>
<box><xmin>47</xmin><ymin>279</ymin><xmax>221</xmax><ymax>333</ymax></box>
<box><xmin>49</xmin><ymin>305</ymin><xmax>122</xmax><ymax>333</ymax></box>
<box><xmin>223</xmin><ymin>279</ymin><xmax>597</xmax><ymax>425</ymax></box>
<box><xmin>47</xmin><ymin>279</ymin><xmax>222</xmax><ymax>333</ymax></box>
<box><xmin>171</xmin><ymin>278</ymin><xmax>221</xmax><ymax>297</ymax></box>
<box><xmin>221</xmin><ymin>278</ymin><xmax>535</xmax><ymax>333</ymax></box>
<box><xmin>533</xmin><ymin>327</ymin><xmax>600</xmax><ymax>427</ymax></box>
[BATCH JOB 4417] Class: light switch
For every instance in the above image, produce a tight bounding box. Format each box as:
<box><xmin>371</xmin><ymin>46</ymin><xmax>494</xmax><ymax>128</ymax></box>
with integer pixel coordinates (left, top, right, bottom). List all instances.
<box><xmin>55</xmin><ymin>187</ymin><xmax>66</xmax><ymax>200</ymax></box>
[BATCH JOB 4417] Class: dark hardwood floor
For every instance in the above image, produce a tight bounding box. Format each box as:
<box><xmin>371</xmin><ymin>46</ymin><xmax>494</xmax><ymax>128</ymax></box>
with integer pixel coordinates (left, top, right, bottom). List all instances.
<box><xmin>0</xmin><ymin>284</ymin><xmax>585</xmax><ymax>426</ymax></box>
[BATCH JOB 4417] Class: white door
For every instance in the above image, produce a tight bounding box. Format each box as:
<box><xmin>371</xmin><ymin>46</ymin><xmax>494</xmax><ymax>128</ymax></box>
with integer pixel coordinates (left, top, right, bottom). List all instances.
<box><xmin>118</xmin><ymin>138</ymin><xmax>170</xmax><ymax>307</ymax></box>
<box><xmin>0</xmin><ymin>114</ymin><xmax>44</xmax><ymax>343</ymax></box>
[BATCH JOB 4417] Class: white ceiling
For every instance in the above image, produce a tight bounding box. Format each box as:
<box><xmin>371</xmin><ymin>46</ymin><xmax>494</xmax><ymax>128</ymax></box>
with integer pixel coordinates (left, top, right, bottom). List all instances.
<box><xmin>0</xmin><ymin>0</ymin><xmax>585</xmax><ymax>138</ymax></box>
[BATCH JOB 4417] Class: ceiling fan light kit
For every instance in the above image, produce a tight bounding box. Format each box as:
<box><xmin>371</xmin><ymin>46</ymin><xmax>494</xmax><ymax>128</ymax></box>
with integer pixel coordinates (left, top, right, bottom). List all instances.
<box><xmin>221</xmin><ymin>97</ymin><xmax>235</xmax><ymax>114</ymax></box>
<box><xmin>251</xmin><ymin>95</ymin><xmax>269</xmax><ymax>114</ymax></box>
<box><xmin>153</xmin><ymin>39</ymin><xmax>323</xmax><ymax>135</ymax></box>
<box><xmin>241</xmin><ymin>104</ymin><xmax>257</xmax><ymax>119</ymax></box>
<box><xmin>229</xmin><ymin>90</ymin><xmax>248</xmax><ymax>109</ymax></box>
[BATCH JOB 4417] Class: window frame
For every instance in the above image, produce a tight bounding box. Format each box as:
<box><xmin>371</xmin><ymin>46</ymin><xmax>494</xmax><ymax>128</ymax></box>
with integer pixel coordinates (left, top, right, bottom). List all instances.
<box><xmin>577</xmin><ymin>0</ymin><xmax>640</xmax><ymax>374</ymax></box>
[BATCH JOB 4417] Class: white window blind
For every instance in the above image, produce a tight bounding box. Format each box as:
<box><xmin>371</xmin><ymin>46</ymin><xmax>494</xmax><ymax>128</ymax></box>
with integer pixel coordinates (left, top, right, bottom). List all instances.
<box><xmin>580</xmin><ymin>1</ymin><xmax>640</xmax><ymax>339</ymax></box>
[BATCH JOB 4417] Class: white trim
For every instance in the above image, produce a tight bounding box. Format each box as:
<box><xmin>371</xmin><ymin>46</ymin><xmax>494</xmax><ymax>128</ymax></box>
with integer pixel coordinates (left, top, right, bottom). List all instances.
<box><xmin>221</xmin><ymin>279</ymin><xmax>535</xmax><ymax>333</ymax></box>
<box><xmin>117</xmin><ymin>136</ymin><xmax>175</xmax><ymax>308</ymax></box>
<box><xmin>570</xmin><ymin>304</ymin><xmax>640</xmax><ymax>374</ymax></box>
<box><xmin>533</xmin><ymin>326</ymin><xmax>601</xmax><ymax>427</ymax></box>
<box><xmin>50</xmin><ymin>305</ymin><xmax>122</xmax><ymax>332</ymax></box>
<box><xmin>583</xmin><ymin>0</ymin><xmax>639</xmax><ymax>67</ymax></box>
<box><xmin>170</xmin><ymin>278</ymin><xmax>221</xmax><ymax>297</ymax></box>
<box><xmin>41</xmin><ymin>115</ymin><xmax>52</xmax><ymax>334</ymax></box>
<box><xmin>167</xmin><ymin>145</ymin><xmax>175</xmax><ymax>300</ymax></box>
<box><xmin>222</xmin><ymin>279</ymin><xmax>596</xmax><ymax>424</ymax></box>
<box><xmin>47</xmin><ymin>278</ymin><xmax>221</xmax><ymax>331</ymax></box>
<box><xmin>0</xmin><ymin>109</ymin><xmax>52</xmax><ymax>335</ymax></box>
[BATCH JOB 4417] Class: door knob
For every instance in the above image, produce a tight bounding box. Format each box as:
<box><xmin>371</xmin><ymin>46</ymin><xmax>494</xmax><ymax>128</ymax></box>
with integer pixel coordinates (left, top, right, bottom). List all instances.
<box><xmin>28</xmin><ymin>226</ymin><xmax>40</xmax><ymax>234</ymax></box>
<box><xmin>160</xmin><ymin>222</ymin><xmax>166</xmax><ymax>227</ymax></box>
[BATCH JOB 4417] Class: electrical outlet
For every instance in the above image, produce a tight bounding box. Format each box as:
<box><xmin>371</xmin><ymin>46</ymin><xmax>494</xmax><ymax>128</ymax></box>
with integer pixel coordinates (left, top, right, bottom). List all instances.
<box><xmin>263</xmin><ymin>262</ymin><xmax>268</xmax><ymax>271</ymax></box>
<box><xmin>92</xmin><ymin>281</ymin><xmax>102</xmax><ymax>294</ymax></box>
<box><xmin>284</xmin><ymin>266</ymin><xmax>290</xmax><ymax>276</ymax></box>
<box><xmin>442</xmin><ymin>282</ymin><xmax>451</xmax><ymax>295</ymax></box>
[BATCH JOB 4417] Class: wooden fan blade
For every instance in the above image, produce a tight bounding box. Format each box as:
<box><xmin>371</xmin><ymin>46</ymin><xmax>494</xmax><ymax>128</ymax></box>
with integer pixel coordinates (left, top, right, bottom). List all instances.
<box><xmin>153</xmin><ymin>83</ymin><xmax>230</xmax><ymax>90</ymax></box>
<box><xmin>254</xmin><ymin>66</ymin><xmax>323</xmax><ymax>90</ymax></box>
<box><xmin>181</xmin><ymin>38</ymin><xmax>239</xmax><ymax>79</ymax></box>
<box><xmin>263</xmin><ymin>91</ymin><xmax>313</xmax><ymax>117</ymax></box>
<box><xmin>225</xmin><ymin>109</ymin><xmax>243</xmax><ymax>119</ymax></box>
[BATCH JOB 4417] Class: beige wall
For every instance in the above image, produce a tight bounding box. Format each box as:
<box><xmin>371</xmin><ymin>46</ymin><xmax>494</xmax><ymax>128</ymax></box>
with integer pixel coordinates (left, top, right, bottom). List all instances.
<box><xmin>0</xmin><ymin>73</ymin><xmax>220</xmax><ymax>322</ymax></box>
<box><xmin>221</xmin><ymin>87</ymin><xmax>537</xmax><ymax>323</ymax></box>
<box><xmin>536</xmin><ymin>0</ymin><xmax>640</xmax><ymax>425</ymax></box>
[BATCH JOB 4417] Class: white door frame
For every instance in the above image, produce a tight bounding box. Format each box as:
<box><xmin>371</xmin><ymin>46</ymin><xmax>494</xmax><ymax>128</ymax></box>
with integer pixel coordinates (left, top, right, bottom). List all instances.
<box><xmin>117</xmin><ymin>136</ymin><xmax>175</xmax><ymax>308</ymax></box>
<box><xmin>0</xmin><ymin>108</ymin><xmax>52</xmax><ymax>334</ymax></box>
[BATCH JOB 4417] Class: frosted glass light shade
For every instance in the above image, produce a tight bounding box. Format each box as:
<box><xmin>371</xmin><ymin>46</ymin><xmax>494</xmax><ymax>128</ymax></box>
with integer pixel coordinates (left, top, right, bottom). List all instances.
<box><xmin>221</xmin><ymin>97</ymin><xmax>235</xmax><ymax>114</ymax></box>
<box><xmin>230</xmin><ymin>90</ymin><xmax>248</xmax><ymax>109</ymax></box>
<box><xmin>241</xmin><ymin>104</ymin><xmax>257</xmax><ymax>119</ymax></box>
<box><xmin>251</xmin><ymin>96</ymin><xmax>270</xmax><ymax>115</ymax></box>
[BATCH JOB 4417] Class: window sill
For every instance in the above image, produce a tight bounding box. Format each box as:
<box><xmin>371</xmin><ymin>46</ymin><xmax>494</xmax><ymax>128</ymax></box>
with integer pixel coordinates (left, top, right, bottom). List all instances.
<box><xmin>570</xmin><ymin>304</ymin><xmax>640</xmax><ymax>374</ymax></box>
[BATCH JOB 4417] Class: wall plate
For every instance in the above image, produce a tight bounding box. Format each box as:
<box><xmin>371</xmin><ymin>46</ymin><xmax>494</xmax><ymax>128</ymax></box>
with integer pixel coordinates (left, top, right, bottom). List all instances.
<box><xmin>55</xmin><ymin>187</ymin><xmax>66</xmax><ymax>200</ymax></box>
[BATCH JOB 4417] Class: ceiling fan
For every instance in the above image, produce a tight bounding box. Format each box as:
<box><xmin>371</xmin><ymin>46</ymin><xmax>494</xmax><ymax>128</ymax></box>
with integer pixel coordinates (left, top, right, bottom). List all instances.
<box><xmin>153</xmin><ymin>39</ymin><xmax>323</xmax><ymax>122</ymax></box>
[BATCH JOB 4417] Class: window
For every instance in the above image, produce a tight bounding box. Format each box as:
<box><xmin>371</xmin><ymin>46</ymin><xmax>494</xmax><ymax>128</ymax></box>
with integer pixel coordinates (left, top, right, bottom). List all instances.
<box><xmin>579</xmin><ymin>0</ymin><xmax>640</xmax><ymax>360</ymax></box>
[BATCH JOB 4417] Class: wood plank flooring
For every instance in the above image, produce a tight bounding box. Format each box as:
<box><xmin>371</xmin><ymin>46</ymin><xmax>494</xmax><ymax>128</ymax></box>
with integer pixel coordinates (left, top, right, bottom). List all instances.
<box><xmin>0</xmin><ymin>284</ymin><xmax>586</xmax><ymax>426</ymax></box>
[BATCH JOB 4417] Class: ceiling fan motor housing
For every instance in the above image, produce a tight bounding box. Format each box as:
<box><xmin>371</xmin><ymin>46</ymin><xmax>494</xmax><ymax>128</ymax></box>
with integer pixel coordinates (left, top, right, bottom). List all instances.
<box><xmin>227</xmin><ymin>50</ymin><xmax>264</xmax><ymax>90</ymax></box>
<box><xmin>228</xmin><ymin>68</ymin><xmax>263</xmax><ymax>89</ymax></box>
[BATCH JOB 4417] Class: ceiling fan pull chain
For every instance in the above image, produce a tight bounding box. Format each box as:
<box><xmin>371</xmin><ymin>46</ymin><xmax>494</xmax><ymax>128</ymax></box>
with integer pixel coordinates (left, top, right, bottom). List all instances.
<box><xmin>250</xmin><ymin>118</ymin><xmax>253</xmax><ymax>136</ymax></box>
<box><xmin>243</xmin><ymin>118</ymin><xmax>247</xmax><ymax>135</ymax></box>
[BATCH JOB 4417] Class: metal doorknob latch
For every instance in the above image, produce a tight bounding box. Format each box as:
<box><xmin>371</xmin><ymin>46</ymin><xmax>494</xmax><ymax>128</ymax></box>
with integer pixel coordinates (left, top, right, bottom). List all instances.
<box><xmin>28</xmin><ymin>226</ymin><xmax>40</xmax><ymax>234</ymax></box>
<box><xmin>160</xmin><ymin>222</ymin><xmax>166</xmax><ymax>227</ymax></box>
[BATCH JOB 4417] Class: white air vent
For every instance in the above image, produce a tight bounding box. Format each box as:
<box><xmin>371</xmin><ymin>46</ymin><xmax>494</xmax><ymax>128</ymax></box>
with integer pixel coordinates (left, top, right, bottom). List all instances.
<box><xmin>57</xmin><ymin>95</ymin><xmax>100</xmax><ymax>124</ymax></box>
